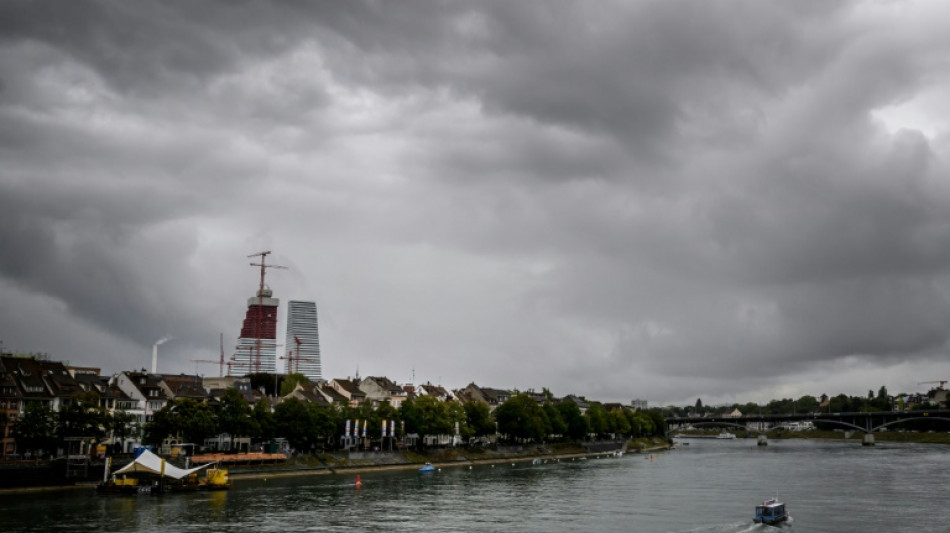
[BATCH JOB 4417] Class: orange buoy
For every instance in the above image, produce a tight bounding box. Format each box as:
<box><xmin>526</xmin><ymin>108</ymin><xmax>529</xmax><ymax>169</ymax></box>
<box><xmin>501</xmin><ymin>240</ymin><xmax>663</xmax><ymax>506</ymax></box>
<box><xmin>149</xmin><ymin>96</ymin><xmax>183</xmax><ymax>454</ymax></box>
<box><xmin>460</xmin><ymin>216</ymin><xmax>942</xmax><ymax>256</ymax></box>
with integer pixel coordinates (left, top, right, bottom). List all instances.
<box><xmin>355</xmin><ymin>475</ymin><xmax>362</xmax><ymax>489</ymax></box>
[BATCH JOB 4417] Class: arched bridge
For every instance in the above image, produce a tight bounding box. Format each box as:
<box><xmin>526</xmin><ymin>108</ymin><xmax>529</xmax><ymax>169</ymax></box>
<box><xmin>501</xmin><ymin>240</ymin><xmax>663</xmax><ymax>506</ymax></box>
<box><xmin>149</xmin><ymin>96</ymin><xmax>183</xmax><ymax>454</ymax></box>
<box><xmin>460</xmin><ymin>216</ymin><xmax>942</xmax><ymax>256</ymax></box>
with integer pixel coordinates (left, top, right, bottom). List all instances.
<box><xmin>666</xmin><ymin>410</ymin><xmax>950</xmax><ymax>445</ymax></box>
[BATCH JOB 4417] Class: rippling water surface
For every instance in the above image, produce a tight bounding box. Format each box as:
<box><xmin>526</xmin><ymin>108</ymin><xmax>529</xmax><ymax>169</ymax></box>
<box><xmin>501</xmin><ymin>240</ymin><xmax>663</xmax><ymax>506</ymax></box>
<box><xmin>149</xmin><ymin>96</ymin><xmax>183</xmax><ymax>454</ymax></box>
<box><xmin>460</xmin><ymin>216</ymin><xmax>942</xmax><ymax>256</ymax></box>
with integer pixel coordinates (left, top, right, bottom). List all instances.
<box><xmin>2</xmin><ymin>439</ymin><xmax>949</xmax><ymax>532</ymax></box>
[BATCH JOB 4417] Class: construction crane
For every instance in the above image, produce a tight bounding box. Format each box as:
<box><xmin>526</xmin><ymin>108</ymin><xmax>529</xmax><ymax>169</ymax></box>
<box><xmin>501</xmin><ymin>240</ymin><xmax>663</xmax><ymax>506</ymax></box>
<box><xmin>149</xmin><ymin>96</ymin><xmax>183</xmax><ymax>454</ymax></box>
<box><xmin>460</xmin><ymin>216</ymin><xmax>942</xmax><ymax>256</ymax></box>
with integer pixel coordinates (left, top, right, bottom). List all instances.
<box><xmin>247</xmin><ymin>251</ymin><xmax>287</xmax><ymax>373</ymax></box>
<box><xmin>280</xmin><ymin>335</ymin><xmax>319</xmax><ymax>374</ymax></box>
<box><xmin>190</xmin><ymin>358</ymin><xmax>224</xmax><ymax>377</ymax></box>
<box><xmin>189</xmin><ymin>333</ymin><xmax>227</xmax><ymax>377</ymax></box>
<box><xmin>227</xmin><ymin>345</ymin><xmax>257</xmax><ymax>376</ymax></box>
<box><xmin>225</xmin><ymin>358</ymin><xmax>252</xmax><ymax>376</ymax></box>
<box><xmin>229</xmin><ymin>343</ymin><xmax>284</xmax><ymax>376</ymax></box>
<box><xmin>918</xmin><ymin>380</ymin><xmax>948</xmax><ymax>389</ymax></box>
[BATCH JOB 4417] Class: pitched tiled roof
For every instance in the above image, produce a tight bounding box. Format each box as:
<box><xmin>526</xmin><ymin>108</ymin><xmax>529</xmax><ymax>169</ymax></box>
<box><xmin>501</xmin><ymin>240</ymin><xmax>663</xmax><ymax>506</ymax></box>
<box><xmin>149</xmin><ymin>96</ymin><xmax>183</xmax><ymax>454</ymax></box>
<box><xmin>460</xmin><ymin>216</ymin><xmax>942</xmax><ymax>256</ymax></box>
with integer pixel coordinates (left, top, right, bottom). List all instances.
<box><xmin>286</xmin><ymin>388</ymin><xmax>330</xmax><ymax>406</ymax></box>
<box><xmin>1</xmin><ymin>356</ymin><xmax>84</xmax><ymax>399</ymax></box>
<box><xmin>316</xmin><ymin>384</ymin><xmax>348</xmax><ymax>403</ymax></box>
<box><xmin>364</xmin><ymin>376</ymin><xmax>402</xmax><ymax>394</ymax></box>
<box><xmin>160</xmin><ymin>374</ymin><xmax>208</xmax><ymax>399</ymax></box>
<box><xmin>123</xmin><ymin>372</ymin><xmax>170</xmax><ymax>400</ymax></box>
<box><xmin>332</xmin><ymin>378</ymin><xmax>365</xmax><ymax>396</ymax></box>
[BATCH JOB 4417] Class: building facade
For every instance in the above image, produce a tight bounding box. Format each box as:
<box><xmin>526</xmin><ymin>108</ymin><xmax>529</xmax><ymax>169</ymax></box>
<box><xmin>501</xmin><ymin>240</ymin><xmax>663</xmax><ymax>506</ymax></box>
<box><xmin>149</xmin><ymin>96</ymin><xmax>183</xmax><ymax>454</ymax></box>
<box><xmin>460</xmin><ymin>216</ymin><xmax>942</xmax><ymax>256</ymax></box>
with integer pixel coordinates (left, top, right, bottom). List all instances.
<box><xmin>284</xmin><ymin>300</ymin><xmax>322</xmax><ymax>382</ymax></box>
<box><xmin>232</xmin><ymin>287</ymin><xmax>280</xmax><ymax>375</ymax></box>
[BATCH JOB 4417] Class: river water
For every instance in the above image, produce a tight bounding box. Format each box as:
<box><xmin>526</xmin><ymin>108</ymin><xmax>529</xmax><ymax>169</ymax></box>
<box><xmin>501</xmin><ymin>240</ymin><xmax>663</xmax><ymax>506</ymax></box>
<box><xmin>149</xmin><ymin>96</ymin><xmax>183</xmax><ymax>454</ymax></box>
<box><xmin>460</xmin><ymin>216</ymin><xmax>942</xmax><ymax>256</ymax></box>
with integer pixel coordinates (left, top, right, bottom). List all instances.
<box><xmin>2</xmin><ymin>438</ymin><xmax>949</xmax><ymax>532</ymax></box>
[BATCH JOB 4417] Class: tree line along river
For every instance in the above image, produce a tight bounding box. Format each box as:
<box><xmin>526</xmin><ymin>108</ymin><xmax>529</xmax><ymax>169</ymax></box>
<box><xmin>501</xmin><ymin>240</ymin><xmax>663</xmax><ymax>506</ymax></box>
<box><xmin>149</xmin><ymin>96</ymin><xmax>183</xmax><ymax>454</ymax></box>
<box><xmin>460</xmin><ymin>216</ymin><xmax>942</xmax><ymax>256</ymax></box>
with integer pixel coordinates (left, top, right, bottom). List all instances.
<box><xmin>1</xmin><ymin>437</ymin><xmax>948</xmax><ymax>533</ymax></box>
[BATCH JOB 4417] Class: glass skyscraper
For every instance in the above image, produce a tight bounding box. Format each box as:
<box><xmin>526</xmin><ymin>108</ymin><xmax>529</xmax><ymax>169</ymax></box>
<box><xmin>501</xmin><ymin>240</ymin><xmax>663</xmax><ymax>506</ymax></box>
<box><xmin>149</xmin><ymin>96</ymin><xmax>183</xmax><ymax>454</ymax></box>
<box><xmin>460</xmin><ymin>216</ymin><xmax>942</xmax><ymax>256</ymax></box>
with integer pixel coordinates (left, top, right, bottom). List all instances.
<box><xmin>284</xmin><ymin>300</ymin><xmax>322</xmax><ymax>381</ymax></box>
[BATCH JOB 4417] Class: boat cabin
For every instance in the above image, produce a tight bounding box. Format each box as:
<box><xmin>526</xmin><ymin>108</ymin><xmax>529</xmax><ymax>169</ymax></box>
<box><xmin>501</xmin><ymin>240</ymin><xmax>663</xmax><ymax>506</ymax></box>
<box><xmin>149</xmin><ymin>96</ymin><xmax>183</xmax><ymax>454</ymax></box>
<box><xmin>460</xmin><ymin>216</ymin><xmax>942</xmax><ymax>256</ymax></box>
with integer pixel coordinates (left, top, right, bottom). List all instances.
<box><xmin>754</xmin><ymin>498</ymin><xmax>788</xmax><ymax>525</ymax></box>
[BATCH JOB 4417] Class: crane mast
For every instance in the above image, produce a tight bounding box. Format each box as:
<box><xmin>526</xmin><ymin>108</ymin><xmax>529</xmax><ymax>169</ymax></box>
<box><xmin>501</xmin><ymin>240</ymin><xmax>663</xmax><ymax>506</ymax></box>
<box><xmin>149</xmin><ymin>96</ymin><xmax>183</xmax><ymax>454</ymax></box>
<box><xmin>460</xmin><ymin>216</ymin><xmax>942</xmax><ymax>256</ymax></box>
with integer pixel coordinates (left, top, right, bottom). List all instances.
<box><xmin>247</xmin><ymin>251</ymin><xmax>287</xmax><ymax>374</ymax></box>
<box><xmin>282</xmin><ymin>335</ymin><xmax>318</xmax><ymax>374</ymax></box>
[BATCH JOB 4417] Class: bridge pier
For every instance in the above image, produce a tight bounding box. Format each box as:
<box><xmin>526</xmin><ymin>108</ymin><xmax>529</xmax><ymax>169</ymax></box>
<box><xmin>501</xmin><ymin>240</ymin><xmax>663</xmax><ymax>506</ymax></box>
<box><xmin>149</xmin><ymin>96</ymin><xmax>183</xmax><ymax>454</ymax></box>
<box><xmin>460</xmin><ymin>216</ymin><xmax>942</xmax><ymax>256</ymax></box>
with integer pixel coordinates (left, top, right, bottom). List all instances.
<box><xmin>757</xmin><ymin>434</ymin><xmax>768</xmax><ymax>446</ymax></box>
<box><xmin>862</xmin><ymin>433</ymin><xmax>875</xmax><ymax>446</ymax></box>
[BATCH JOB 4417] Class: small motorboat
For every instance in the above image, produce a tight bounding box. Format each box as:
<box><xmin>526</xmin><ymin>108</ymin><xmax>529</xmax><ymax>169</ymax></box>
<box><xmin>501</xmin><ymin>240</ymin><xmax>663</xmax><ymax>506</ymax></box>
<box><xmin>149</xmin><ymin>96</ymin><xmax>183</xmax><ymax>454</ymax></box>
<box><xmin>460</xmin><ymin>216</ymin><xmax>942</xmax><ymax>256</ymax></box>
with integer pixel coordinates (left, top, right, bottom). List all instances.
<box><xmin>754</xmin><ymin>497</ymin><xmax>789</xmax><ymax>525</ymax></box>
<box><xmin>716</xmin><ymin>431</ymin><xmax>736</xmax><ymax>439</ymax></box>
<box><xmin>418</xmin><ymin>462</ymin><xmax>436</xmax><ymax>473</ymax></box>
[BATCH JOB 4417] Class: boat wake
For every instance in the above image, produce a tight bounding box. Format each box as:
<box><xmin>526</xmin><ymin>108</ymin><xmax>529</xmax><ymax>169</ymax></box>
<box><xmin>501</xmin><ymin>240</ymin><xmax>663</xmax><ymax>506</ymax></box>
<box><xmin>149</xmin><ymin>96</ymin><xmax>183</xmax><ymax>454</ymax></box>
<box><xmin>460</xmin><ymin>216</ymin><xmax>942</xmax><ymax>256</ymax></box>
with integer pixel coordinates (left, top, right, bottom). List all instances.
<box><xmin>673</xmin><ymin>520</ymin><xmax>790</xmax><ymax>533</ymax></box>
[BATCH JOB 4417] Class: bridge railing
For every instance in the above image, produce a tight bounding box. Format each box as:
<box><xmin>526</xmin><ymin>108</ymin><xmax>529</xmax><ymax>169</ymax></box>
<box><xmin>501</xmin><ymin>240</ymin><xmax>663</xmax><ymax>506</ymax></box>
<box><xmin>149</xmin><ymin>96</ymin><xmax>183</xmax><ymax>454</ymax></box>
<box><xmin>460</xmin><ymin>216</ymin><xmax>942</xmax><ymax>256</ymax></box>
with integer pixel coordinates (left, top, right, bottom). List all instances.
<box><xmin>666</xmin><ymin>409</ymin><xmax>950</xmax><ymax>434</ymax></box>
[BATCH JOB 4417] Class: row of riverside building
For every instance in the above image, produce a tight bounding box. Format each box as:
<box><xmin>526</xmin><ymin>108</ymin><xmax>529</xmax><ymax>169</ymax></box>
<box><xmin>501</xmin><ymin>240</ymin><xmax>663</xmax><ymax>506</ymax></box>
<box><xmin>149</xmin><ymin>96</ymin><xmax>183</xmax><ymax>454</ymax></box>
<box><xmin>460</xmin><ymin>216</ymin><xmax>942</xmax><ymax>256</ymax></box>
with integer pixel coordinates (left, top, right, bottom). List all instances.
<box><xmin>4</xmin><ymin>279</ymin><xmax>652</xmax><ymax>457</ymax></box>
<box><xmin>0</xmin><ymin>353</ymin><xmax>644</xmax><ymax>458</ymax></box>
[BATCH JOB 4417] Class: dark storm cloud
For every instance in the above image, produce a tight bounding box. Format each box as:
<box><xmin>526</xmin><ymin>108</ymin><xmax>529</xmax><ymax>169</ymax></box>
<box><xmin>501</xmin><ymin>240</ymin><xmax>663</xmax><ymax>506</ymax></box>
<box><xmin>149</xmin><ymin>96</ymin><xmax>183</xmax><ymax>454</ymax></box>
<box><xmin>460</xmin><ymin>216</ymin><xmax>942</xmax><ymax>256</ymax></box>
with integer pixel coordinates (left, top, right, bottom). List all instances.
<box><xmin>0</xmin><ymin>1</ymin><xmax>305</xmax><ymax>93</ymax></box>
<box><xmin>305</xmin><ymin>1</ymin><xmax>855</xmax><ymax>167</ymax></box>
<box><xmin>2</xmin><ymin>0</ymin><xmax>949</xmax><ymax>404</ymax></box>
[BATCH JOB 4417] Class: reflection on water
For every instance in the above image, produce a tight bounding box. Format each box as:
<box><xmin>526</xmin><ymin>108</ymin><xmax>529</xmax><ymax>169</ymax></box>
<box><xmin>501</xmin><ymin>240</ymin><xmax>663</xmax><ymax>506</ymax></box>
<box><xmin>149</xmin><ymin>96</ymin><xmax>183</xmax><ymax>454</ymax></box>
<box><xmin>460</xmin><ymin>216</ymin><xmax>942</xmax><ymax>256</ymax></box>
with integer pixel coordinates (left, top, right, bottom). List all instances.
<box><xmin>2</xmin><ymin>439</ymin><xmax>949</xmax><ymax>532</ymax></box>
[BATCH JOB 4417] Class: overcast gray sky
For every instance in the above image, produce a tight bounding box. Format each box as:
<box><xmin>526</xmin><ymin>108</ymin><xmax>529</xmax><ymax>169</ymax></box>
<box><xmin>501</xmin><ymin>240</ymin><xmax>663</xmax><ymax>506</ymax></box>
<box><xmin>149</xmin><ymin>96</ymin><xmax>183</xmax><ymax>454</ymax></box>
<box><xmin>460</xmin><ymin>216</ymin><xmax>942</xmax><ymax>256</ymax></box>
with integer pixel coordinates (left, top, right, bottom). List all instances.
<box><xmin>2</xmin><ymin>0</ymin><xmax>950</xmax><ymax>406</ymax></box>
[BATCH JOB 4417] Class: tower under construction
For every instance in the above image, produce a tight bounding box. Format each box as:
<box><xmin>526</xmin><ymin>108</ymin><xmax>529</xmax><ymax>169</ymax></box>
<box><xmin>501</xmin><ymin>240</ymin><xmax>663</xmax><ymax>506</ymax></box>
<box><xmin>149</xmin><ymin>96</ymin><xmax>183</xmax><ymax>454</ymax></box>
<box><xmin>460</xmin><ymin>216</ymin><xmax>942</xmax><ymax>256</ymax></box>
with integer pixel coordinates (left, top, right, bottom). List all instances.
<box><xmin>230</xmin><ymin>251</ymin><xmax>286</xmax><ymax>375</ymax></box>
<box><xmin>232</xmin><ymin>287</ymin><xmax>280</xmax><ymax>374</ymax></box>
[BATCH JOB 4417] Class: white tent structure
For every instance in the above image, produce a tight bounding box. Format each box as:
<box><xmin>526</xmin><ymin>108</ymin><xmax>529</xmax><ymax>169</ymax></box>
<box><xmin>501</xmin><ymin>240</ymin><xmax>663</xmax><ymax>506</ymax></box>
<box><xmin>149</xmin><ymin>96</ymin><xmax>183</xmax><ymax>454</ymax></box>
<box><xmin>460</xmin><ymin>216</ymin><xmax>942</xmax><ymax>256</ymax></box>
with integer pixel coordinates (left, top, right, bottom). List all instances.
<box><xmin>113</xmin><ymin>449</ymin><xmax>212</xmax><ymax>480</ymax></box>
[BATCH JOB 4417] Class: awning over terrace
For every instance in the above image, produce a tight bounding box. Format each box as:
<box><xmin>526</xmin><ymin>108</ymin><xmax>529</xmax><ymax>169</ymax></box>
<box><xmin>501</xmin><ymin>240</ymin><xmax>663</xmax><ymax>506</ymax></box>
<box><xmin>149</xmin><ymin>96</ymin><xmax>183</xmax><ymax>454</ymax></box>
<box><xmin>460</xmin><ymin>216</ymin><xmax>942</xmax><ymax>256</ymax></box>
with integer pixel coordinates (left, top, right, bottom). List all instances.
<box><xmin>113</xmin><ymin>449</ymin><xmax>212</xmax><ymax>480</ymax></box>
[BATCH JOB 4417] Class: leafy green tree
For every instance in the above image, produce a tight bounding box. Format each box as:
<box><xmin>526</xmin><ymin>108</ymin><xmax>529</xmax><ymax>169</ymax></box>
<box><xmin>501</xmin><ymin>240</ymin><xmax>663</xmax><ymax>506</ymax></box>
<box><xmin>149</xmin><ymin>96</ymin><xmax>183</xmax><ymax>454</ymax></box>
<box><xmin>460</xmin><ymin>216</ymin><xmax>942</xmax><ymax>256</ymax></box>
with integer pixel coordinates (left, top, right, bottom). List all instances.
<box><xmin>873</xmin><ymin>386</ymin><xmax>890</xmax><ymax>411</ymax></box>
<box><xmin>795</xmin><ymin>395</ymin><xmax>819</xmax><ymax>414</ymax></box>
<box><xmin>175</xmin><ymin>399</ymin><xmax>217</xmax><ymax>444</ymax></box>
<box><xmin>144</xmin><ymin>398</ymin><xmax>216</xmax><ymax>446</ymax></box>
<box><xmin>445</xmin><ymin>401</ymin><xmax>468</xmax><ymax>438</ymax></box>
<box><xmin>417</xmin><ymin>395</ymin><xmax>454</xmax><ymax>436</ymax></box>
<box><xmin>543</xmin><ymin>403</ymin><xmax>567</xmax><ymax>438</ymax></box>
<box><xmin>736</xmin><ymin>402</ymin><xmax>760</xmax><ymax>417</ymax></box>
<box><xmin>400</xmin><ymin>395</ymin><xmax>454</xmax><ymax>439</ymax></box>
<box><xmin>58</xmin><ymin>391</ymin><xmax>107</xmax><ymax>445</ymax></box>
<box><xmin>828</xmin><ymin>394</ymin><xmax>861</xmax><ymax>413</ymax></box>
<box><xmin>608</xmin><ymin>408</ymin><xmax>631</xmax><ymax>437</ymax></box>
<box><xmin>216</xmin><ymin>388</ymin><xmax>259</xmax><ymax>449</ymax></box>
<box><xmin>662</xmin><ymin>405</ymin><xmax>686</xmax><ymax>418</ymax></box>
<box><xmin>765</xmin><ymin>398</ymin><xmax>796</xmax><ymax>415</ymax></box>
<box><xmin>464</xmin><ymin>401</ymin><xmax>496</xmax><ymax>437</ymax></box>
<box><xmin>645</xmin><ymin>409</ymin><xmax>665</xmax><ymax>437</ymax></box>
<box><xmin>374</xmin><ymin>400</ymin><xmax>399</xmax><ymax>428</ymax></box>
<box><xmin>585</xmin><ymin>402</ymin><xmax>608</xmax><ymax>438</ymax></box>
<box><xmin>398</xmin><ymin>397</ymin><xmax>424</xmax><ymax>439</ymax></box>
<box><xmin>279</xmin><ymin>373</ymin><xmax>310</xmax><ymax>396</ymax></box>
<box><xmin>253</xmin><ymin>398</ymin><xmax>276</xmax><ymax>441</ymax></box>
<box><xmin>107</xmin><ymin>409</ymin><xmax>137</xmax><ymax>451</ymax></box>
<box><xmin>493</xmin><ymin>394</ymin><xmax>549</xmax><ymax>442</ymax></box>
<box><xmin>14</xmin><ymin>402</ymin><xmax>58</xmax><ymax>456</ymax></box>
<box><xmin>274</xmin><ymin>398</ymin><xmax>317</xmax><ymax>452</ymax></box>
<box><xmin>144</xmin><ymin>406</ymin><xmax>175</xmax><ymax>447</ymax></box>
<box><xmin>309</xmin><ymin>404</ymin><xmax>341</xmax><ymax>450</ymax></box>
<box><xmin>625</xmin><ymin>410</ymin><xmax>651</xmax><ymax>437</ymax></box>
<box><xmin>555</xmin><ymin>400</ymin><xmax>588</xmax><ymax>441</ymax></box>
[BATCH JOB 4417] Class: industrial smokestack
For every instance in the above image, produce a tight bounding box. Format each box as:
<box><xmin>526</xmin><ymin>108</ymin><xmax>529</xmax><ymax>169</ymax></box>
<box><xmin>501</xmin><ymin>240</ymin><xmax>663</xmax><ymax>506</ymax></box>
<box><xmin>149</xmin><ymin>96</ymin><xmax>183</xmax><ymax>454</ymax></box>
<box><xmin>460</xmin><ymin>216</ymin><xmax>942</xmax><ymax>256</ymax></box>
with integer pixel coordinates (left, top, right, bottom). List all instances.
<box><xmin>152</xmin><ymin>337</ymin><xmax>169</xmax><ymax>374</ymax></box>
